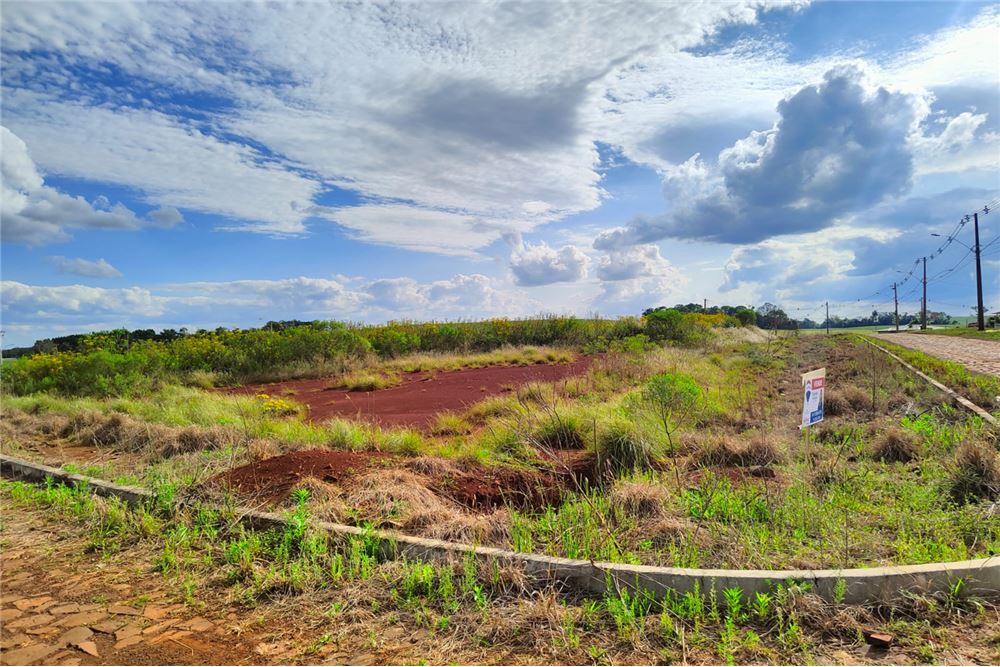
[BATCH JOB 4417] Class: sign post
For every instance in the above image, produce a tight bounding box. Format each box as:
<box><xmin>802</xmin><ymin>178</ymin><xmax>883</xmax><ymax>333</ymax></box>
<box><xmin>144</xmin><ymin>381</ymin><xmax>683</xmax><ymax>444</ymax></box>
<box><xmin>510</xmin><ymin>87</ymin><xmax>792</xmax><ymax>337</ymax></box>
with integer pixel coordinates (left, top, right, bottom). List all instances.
<box><xmin>800</xmin><ymin>368</ymin><xmax>826</xmax><ymax>429</ymax></box>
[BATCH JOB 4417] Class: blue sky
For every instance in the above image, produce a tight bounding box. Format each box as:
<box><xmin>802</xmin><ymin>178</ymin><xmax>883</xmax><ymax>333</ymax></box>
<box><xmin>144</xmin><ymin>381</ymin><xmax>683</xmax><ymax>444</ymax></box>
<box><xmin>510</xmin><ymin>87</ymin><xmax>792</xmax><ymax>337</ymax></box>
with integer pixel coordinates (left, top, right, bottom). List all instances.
<box><xmin>1</xmin><ymin>1</ymin><xmax>998</xmax><ymax>346</ymax></box>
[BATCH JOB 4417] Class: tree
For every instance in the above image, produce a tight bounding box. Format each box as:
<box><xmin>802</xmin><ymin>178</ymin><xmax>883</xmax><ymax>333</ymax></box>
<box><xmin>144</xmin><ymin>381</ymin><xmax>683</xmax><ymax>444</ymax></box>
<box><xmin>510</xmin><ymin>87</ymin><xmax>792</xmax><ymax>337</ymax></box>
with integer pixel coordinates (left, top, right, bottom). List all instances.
<box><xmin>757</xmin><ymin>303</ymin><xmax>793</xmax><ymax>330</ymax></box>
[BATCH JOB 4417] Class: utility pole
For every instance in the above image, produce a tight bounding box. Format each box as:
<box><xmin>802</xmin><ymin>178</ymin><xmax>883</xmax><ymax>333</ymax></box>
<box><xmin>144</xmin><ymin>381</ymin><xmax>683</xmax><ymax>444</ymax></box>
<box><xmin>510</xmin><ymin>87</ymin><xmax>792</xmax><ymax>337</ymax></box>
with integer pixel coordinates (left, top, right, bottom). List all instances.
<box><xmin>921</xmin><ymin>257</ymin><xmax>927</xmax><ymax>330</ymax></box>
<box><xmin>973</xmin><ymin>212</ymin><xmax>985</xmax><ymax>331</ymax></box>
<box><xmin>893</xmin><ymin>282</ymin><xmax>899</xmax><ymax>332</ymax></box>
<box><xmin>825</xmin><ymin>301</ymin><xmax>830</xmax><ymax>335</ymax></box>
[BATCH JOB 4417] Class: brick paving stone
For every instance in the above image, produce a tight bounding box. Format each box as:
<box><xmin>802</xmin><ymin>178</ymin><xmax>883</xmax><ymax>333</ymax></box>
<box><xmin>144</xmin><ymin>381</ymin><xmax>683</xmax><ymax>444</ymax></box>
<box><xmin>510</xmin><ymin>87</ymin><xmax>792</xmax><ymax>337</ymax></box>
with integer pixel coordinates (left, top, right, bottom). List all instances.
<box><xmin>0</xmin><ymin>643</ymin><xmax>57</xmax><ymax>666</ymax></box>
<box><xmin>142</xmin><ymin>619</ymin><xmax>179</xmax><ymax>636</ymax></box>
<box><xmin>76</xmin><ymin>640</ymin><xmax>99</xmax><ymax>657</ymax></box>
<box><xmin>49</xmin><ymin>604</ymin><xmax>81</xmax><ymax>615</ymax></box>
<box><xmin>0</xmin><ymin>634</ymin><xmax>31</xmax><ymax>650</ymax></box>
<box><xmin>6</xmin><ymin>614</ymin><xmax>55</xmax><ymax>630</ymax></box>
<box><xmin>113</xmin><ymin>635</ymin><xmax>144</xmax><ymax>650</ymax></box>
<box><xmin>57</xmin><ymin>626</ymin><xmax>93</xmax><ymax>648</ymax></box>
<box><xmin>115</xmin><ymin>623</ymin><xmax>143</xmax><ymax>641</ymax></box>
<box><xmin>143</xmin><ymin>605</ymin><xmax>170</xmax><ymax>620</ymax></box>
<box><xmin>13</xmin><ymin>596</ymin><xmax>52</xmax><ymax>611</ymax></box>
<box><xmin>57</xmin><ymin>611</ymin><xmax>107</xmax><ymax>628</ymax></box>
<box><xmin>0</xmin><ymin>608</ymin><xmax>24</xmax><ymax>622</ymax></box>
<box><xmin>107</xmin><ymin>604</ymin><xmax>143</xmax><ymax>616</ymax></box>
<box><xmin>92</xmin><ymin>619</ymin><xmax>125</xmax><ymax>634</ymax></box>
<box><xmin>875</xmin><ymin>333</ymin><xmax>1000</xmax><ymax>378</ymax></box>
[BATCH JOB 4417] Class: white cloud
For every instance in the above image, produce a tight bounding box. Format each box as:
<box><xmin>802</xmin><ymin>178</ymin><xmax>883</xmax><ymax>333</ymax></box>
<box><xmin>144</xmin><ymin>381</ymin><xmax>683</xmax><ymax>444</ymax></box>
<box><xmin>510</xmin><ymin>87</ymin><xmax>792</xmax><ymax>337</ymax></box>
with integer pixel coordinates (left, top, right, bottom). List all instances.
<box><xmin>1</xmin><ymin>2</ymin><xmax>782</xmax><ymax>250</ymax></box>
<box><xmin>1</xmin><ymin>271</ymin><xmax>533</xmax><ymax>343</ymax></box>
<box><xmin>323</xmin><ymin>205</ymin><xmax>522</xmax><ymax>256</ymax></box>
<box><xmin>1</xmin><ymin>281</ymin><xmax>165</xmax><ymax>319</ymax></box>
<box><xmin>1</xmin><ymin>126</ymin><xmax>176</xmax><ymax>245</ymax></box>
<box><xmin>365</xmin><ymin>278</ymin><xmax>428</xmax><ymax>310</ymax></box>
<box><xmin>47</xmin><ymin>256</ymin><xmax>123</xmax><ymax>279</ymax></box>
<box><xmin>2</xmin><ymin>99</ymin><xmax>315</xmax><ymax>236</ymax></box>
<box><xmin>509</xmin><ymin>240</ymin><xmax>589</xmax><ymax>287</ymax></box>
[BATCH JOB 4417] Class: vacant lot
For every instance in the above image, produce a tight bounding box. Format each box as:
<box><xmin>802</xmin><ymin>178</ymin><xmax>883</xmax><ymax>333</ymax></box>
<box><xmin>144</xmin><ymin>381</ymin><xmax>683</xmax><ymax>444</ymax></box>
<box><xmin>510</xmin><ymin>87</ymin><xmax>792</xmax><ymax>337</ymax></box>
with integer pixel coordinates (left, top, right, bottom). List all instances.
<box><xmin>3</xmin><ymin>319</ymin><xmax>999</xmax><ymax>664</ymax></box>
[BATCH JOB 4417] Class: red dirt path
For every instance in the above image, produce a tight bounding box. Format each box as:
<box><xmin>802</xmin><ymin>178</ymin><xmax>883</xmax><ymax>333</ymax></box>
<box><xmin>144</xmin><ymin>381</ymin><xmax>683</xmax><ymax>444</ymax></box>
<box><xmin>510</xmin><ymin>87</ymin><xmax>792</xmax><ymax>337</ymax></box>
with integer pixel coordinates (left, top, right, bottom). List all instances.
<box><xmin>228</xmin><ymin>357</ymin><xmax>596</xmax><ymax>428</ymax></box>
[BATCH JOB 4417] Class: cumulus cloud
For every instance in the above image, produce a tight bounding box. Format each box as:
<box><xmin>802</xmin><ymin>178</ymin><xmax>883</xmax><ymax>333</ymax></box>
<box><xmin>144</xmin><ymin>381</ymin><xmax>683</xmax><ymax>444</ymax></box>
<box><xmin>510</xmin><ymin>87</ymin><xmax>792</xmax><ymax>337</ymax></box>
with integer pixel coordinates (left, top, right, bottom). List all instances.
<box><xmin>0</xmin><ymin>2</ymin><xmax>778</xmax><ymax>250</ymax></box>
<box><xmin>1</xmin><ymin>281</ymin><xmax>166</xmax><ymax>320</ymax></box>
<box><xmin>1</xmin><ymin>127</ymin><xmax>185</xmax><ymax>245</ymax></box>
<box><xmin>605</xmin><ymin>67</ymin><xmax>927</xmax><ymax>246</ymax></box>
<box><xmin>509</xmin><ymin>238</ymin><xmax>589</xmax><ymax>286</ymax></box>
<box><xmin>1</xmin><ymin>271</ymin><xmax>531</xmax><ymax>344</ymax></box>
<box><xmin>365</xmin><ymin>278</ymin><xmax>429</xmax><ymax>310</ymax></box>
<box><xmin>47</xmin><ymin>256</ymin><xmax>123</xmax><ymax>279</ymax></box>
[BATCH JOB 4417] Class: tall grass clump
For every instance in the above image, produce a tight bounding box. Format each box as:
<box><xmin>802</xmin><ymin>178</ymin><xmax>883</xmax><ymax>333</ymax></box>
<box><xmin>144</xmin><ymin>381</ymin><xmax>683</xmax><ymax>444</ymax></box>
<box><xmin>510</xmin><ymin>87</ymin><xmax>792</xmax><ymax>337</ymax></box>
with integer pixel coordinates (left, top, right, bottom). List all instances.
<box><xmin>595</xmin><ymin>418</ymin><xmax>655</xmax><ymax>476</ymax></box>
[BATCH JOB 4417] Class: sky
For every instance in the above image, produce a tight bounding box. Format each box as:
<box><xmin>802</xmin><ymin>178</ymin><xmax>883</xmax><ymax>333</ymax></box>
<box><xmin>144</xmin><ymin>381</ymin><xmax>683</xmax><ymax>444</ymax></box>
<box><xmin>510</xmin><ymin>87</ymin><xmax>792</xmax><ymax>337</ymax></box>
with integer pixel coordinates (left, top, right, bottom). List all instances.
<box><xmin>1</xmin><ymin>0</ymin><xmax>999</xmax><ymax>347</ymax></box>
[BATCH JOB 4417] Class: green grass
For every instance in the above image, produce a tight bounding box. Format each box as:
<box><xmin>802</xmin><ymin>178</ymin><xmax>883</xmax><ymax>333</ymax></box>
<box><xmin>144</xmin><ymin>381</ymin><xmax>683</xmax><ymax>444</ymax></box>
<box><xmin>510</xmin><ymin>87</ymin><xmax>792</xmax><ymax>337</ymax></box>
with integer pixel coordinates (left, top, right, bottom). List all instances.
<box><xmin>905</xmin><ymin>326</ymin><xmax>1000</xmax><ymax>341</ymax></box>
<box><xmin>5</xmin><ymin>476</ymin><xmax>989</xmax><ymax>666</ymax></box>
<box><xmin>858</xmin><ymin>334</ymin><xmax>1000</xmax><ymax>409</ymax></box>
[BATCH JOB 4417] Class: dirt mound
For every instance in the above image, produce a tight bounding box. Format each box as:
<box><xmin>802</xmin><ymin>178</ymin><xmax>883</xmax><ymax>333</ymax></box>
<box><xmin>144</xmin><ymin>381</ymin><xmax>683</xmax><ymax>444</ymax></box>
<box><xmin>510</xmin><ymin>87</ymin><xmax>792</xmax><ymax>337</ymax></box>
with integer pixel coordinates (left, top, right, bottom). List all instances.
<box><xmin>225</xmin><ymin>357</ymin><xmax>596</xmax><ymax>429</ymax></box>
<box><xmin>434</xmin><ymin>465</ymin><xmax>562</xmax><ymax>510</ymax></box>
<box><xmin>210</xmin><ymin>449</ymin><xmax>398</xmax><ymax>502</ymax></box>
<box><xmin>208</xmin><ymin>449</ymin><xmax>569</xmax><ymax>511</ymax></box>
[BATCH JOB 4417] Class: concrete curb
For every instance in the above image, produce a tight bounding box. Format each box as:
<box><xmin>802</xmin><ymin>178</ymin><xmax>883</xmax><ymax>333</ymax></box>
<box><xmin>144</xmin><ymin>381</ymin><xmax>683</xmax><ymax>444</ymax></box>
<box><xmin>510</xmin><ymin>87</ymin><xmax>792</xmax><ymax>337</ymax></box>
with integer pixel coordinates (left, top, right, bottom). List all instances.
<box><xmin>859</xmin><ymin>336</ymin><xmax>998</xmax><ymax>427</ymax></box>
<box><xmin>3</xmin><ymin>453</ymin><xmax>997</xmax><ymax>604</ymax></box>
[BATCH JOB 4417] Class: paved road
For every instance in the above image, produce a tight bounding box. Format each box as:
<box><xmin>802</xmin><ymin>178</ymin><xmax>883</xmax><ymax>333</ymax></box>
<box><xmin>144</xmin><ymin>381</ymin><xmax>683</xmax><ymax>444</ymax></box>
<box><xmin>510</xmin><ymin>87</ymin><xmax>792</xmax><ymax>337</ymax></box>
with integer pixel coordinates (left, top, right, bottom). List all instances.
<box><xmin>873</xmin><ymin>333</ymin><xmax>1000</xmax><ymax>377</ymax></box>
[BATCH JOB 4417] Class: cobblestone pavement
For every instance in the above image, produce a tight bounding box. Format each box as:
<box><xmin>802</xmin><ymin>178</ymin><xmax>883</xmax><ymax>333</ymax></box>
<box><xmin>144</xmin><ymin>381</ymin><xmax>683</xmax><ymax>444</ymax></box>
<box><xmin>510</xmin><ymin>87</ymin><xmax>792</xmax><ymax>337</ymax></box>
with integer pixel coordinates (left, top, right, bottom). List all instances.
<box><xmin>873</xmin><ymin>332</ymin><xmax>1000</xmax><ymax>377</ymax></box>
<box><xmin>0</xmin><ymin>507</ymin><xmax>259</xmax><ymax>666</ymax></box>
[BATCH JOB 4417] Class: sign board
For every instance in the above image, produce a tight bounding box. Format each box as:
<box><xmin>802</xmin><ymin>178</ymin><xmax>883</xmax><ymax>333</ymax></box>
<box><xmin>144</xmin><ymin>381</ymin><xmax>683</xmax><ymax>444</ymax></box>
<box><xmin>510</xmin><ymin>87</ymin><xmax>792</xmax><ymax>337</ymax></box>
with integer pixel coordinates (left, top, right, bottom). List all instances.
<box><xmin>800</xmin><ymin>367</ymin><xmax>825</xmax><ymax>428</ymax></box>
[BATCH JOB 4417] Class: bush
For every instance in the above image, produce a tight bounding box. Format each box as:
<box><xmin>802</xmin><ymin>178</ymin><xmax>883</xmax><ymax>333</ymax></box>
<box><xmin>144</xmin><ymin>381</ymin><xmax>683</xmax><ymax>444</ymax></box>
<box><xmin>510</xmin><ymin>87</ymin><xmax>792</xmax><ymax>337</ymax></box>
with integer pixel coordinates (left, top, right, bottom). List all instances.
<box><xmin>644</xmin><ymin>309</ymin><xmax>691</xmax><ymax>343</ymax></box>
<box><xmin>636</xmin><ymin>372</ymin><xmax>703</xmax><ymax>451</ymax></box>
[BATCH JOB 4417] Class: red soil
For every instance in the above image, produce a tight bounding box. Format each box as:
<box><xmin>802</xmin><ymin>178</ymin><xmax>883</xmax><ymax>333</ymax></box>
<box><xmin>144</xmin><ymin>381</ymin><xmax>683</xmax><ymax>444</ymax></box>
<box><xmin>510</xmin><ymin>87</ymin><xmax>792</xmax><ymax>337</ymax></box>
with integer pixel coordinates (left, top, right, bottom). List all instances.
<box><xmin>209</xmin><ymin>448</ymin><xmax>572</xmax><ymax>511</ymax></box>
<box><xmin>213</xmin><ymin>449</ymin><xmax>399</xmax><ymax>501</ymax></box>
<box><xmin>228</xmin><ymin>356</ymin><xmax>596</xmax><ymax>429</ymax></box>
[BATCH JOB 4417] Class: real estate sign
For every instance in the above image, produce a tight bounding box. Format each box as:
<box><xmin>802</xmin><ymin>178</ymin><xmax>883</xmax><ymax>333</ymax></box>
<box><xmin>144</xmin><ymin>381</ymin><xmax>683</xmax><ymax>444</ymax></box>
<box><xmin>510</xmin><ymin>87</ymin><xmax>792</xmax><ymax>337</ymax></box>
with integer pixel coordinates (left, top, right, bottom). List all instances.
<box><xmin>800</xmin><ymin>367</ymin><xmax>825</xmax><ymax>428</ymax></box>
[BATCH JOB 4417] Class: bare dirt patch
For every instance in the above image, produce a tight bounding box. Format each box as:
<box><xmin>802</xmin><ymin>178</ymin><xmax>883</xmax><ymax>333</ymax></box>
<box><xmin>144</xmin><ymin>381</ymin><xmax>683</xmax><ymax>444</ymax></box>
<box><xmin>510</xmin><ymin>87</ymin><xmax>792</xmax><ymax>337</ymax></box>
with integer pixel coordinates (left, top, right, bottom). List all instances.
<box><xmin>208</xmin><ymin>449</ymin><xmax>568</xmax><ymax>511</ymax></box>
<box><xmin>224</xmin><ymin>356</ymin><xmax>596</xmax><ymax>428</ymax></box>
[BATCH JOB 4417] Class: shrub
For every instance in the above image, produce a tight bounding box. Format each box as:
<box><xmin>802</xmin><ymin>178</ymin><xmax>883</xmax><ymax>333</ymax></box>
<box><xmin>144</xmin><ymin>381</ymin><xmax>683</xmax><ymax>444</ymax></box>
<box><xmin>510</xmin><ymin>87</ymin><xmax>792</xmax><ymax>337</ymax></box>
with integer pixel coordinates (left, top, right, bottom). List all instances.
<box><xmin>636</xmin><ymin>372</ymin><xmax>703</xmax><ymax>451</ymax></box>
<box><xmin>644</xmin><ymin>309</ymin><xmax>691</xmax><ymax>343</ymax></box>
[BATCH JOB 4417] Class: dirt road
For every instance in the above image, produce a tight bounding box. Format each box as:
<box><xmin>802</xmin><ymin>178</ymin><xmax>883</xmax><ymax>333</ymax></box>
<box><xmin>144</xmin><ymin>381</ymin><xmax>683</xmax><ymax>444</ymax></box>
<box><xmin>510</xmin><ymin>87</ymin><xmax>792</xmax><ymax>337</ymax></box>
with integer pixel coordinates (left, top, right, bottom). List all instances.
<box><xmin>873</xmin><ymin>332</ymin><xmax>1000</xmax><ymax>377</ymax></box>
<box><xmin>227</xmin><ymin>356</ymin><xmax>596</xmax><ymax>428</ymax></box>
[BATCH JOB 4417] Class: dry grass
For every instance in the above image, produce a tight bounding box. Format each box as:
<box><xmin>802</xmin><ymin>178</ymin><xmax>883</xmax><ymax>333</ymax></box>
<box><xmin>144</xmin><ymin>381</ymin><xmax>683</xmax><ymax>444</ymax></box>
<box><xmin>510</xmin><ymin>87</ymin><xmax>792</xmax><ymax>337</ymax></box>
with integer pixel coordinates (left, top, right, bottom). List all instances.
<box><xmin>607</xmin><ymin>479</ymin><xmax>668</xmax><ymax>518</ymax></box>
<box><xmin>949</xmin><ymin>440</ymin><xmax>1000</xmax><ymax>503</ymax></box>
<box><xmin>824</xmin><ymin>385</ymin><xmax>871</xmax><ymax>416</ymax></box>
<box><xmin>869</xmin><ymin>425</ymin><xmax>918</xmax><ymax>463</ymax></box>
<box><xmin>345</xmin><ymin>469</ymin><xmax>459</xmax><ymax>531</ymax></box>
<box><xmin>404</xmin><ymin>455</ymin><xmax>464</xmax><ymax>478</ymax></box>
<box><xmin>691</xmin><ymin>432</ymin><xmax>783</xmax><ymax>467</ymax></box>
<box><xmin>54</xmin><ymin>410</ymin><xmax>240</xmax><ymax>457</ymax></box>
<box><xmin>424</xmin><ymin>508</ymin><xmax>512</xmax><ymax>545</ymax></box>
